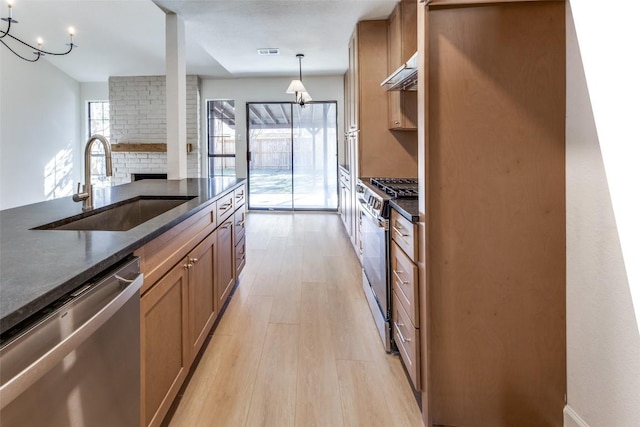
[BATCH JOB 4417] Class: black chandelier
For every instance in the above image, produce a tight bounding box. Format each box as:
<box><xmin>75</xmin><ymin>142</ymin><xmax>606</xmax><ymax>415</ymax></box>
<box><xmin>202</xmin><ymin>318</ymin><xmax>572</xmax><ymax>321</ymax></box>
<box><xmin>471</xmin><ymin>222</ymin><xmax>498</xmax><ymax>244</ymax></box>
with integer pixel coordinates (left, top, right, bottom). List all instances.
<box><xmin>1</xmin><ymin>0</ymin><xmax>76</xmax><ymax>62</ymax></box>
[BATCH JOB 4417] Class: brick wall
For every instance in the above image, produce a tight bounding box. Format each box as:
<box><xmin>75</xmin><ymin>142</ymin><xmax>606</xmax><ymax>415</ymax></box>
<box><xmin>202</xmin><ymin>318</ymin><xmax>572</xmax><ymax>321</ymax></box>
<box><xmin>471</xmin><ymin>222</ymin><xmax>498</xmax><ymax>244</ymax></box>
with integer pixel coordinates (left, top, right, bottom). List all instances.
<box><xmin>108</xmin><ymin>75</ymin><xmax>200</xmax><ymax>185</ymax></box>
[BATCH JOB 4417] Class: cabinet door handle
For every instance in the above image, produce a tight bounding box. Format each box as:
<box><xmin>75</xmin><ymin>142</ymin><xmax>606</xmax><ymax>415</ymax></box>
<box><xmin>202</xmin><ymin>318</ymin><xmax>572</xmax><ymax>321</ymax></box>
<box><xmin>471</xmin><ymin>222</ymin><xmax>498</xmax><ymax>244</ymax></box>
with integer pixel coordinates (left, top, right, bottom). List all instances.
<box><xmin>236</xmin><ymin>220</ymin><xmax>245</xmax><ymax>228</ymax></box>
<box><xmin>394</xmin><ymin>321</ymin><xmax>411</xmax><ymax>343</ymax></box>
<box><xmin>222</xmin><ymin>221</ymin><xmax>232</xmax><ymax>229</ymax></box>
<box><xmin>190</xmin><ymin>257</ymin><xmax>198</xmax><ymax>264</ymax></box>
<box><xmin>184</xmin><ymin>263</ymin><xmax>193</xmax><ymax>270</ymax></box>
<box><xmin>393</xmin><ymin>269</ymin><xmax>409</xmax><ymax>285</ymax></box>
<box><xmin>220</xmin><ymin>202</ymin><xmax>233</xmax><ymax>211</ymax></box>
<box><xmin>392</xmin><ymin>226</ymin><xmax>409</xmax><ymax>237</ymax></box>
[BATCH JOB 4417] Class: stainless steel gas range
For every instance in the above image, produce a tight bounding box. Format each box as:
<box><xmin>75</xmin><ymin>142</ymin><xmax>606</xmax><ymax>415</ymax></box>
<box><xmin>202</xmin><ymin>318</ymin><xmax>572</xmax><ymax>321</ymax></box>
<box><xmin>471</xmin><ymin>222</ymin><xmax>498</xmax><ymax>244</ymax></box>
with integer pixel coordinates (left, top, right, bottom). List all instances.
<box><xmin>356</xmin><ymin>177</ymin><xmax>418</xmax><ymax>352</ymax></box>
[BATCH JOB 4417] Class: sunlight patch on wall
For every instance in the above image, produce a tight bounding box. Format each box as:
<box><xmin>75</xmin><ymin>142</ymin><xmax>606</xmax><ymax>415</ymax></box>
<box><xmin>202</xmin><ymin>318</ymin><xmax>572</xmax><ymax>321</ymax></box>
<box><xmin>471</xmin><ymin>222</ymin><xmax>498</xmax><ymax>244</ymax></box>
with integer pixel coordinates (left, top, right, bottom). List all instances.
<box><xmin>44</xmin><ymin>145</ymin><xmax>74</xmax><ymax>200</ymax></box>
<box><xmin>571</xmin><ymin>0</ymin><xmax>640</xmax><ymax>331</ymax></box>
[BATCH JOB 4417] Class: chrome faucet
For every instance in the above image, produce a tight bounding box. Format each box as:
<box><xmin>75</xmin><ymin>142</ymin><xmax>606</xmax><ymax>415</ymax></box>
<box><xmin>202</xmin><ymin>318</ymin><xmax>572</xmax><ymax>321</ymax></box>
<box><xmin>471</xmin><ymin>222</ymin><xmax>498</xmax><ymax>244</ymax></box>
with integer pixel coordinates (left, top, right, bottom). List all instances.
<box><xmin>73</xmin><ymin>134</ymin><xmax>113</xmax><ymax>211</ymax></box>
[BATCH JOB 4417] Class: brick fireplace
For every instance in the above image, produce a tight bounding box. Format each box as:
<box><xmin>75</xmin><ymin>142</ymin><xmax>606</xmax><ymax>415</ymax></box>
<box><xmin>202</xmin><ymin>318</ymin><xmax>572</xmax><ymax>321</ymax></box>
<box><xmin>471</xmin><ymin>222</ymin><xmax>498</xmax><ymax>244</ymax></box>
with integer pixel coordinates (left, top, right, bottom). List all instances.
<box><xmin>108</xmin><ymin>75</ymin><xmax>201</xmax><ymax>185</ymax></box>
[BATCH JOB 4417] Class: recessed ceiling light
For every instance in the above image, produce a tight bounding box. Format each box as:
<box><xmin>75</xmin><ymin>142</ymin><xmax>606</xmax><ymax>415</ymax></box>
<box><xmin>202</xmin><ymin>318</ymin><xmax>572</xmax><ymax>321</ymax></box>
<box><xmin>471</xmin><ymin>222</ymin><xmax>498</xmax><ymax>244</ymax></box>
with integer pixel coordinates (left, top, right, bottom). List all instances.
<box><xmin>257</xmin><ymin>48</ymin><xmax>280</xmax><ymax>56</ymax></box>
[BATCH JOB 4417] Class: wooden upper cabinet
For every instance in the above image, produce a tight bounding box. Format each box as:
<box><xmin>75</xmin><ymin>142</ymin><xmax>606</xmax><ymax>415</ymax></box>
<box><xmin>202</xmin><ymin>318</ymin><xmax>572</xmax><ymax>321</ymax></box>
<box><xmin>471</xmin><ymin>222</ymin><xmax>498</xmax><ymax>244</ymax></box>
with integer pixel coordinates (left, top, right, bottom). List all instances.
<box><xmin>345</xmin><ymin>20</ymin><xmax>418</xmax><ymax>178</ymax></box>
<box><xmin>387</xmin><ymin>0</ymin><xmax>418</xmax><ymax>131</ymax></box>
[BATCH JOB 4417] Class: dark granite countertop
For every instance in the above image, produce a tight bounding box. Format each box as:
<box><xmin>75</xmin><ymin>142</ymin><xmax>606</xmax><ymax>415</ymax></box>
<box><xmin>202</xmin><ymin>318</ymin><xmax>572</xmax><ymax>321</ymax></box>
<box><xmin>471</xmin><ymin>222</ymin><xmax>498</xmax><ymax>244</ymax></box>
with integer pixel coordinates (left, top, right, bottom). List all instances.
<box><xmin>390</xmin><ymin>198</ymin><xmax>419</xmax><ymax>222</ymax></box>
<box><xmin>0</xmin><ymin>178</ymin><xmax>245</xmax><ymax>335</ymax></box>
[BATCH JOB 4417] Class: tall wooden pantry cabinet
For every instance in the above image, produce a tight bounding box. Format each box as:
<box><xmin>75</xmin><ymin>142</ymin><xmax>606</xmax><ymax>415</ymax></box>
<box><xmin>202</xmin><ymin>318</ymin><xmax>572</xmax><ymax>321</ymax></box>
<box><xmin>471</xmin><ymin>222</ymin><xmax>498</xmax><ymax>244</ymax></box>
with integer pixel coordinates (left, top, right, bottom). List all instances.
<box><xmin>416</xmin><ymin>1</ymin><xmax>566</xmax><ymax>426</ymax></box>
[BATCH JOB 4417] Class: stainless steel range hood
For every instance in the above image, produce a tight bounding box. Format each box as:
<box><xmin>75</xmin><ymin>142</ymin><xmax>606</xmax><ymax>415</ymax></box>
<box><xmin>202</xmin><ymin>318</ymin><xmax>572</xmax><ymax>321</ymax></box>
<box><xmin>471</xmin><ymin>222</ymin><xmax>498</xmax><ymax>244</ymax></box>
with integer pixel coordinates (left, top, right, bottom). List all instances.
<box><xmin>380</xmin><ymin>52</ymin><xmax>418</xmax><ymax>91</ymax></box>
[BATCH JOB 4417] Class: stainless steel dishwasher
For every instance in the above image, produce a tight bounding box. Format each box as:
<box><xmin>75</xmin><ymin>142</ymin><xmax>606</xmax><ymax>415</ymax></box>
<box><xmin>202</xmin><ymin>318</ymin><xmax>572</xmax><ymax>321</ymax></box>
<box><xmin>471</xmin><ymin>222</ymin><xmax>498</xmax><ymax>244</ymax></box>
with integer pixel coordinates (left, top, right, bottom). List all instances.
<box><xmin>0</xmin><ymin>257</ymin><xmax>143</xmax><ymax>427</ymax></box>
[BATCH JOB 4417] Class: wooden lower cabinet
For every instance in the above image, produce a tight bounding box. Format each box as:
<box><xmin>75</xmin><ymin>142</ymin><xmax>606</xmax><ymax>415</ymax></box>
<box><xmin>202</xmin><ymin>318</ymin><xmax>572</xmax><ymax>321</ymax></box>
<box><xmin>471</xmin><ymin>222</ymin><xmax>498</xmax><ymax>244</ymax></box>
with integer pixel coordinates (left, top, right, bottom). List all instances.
<box><xmin>216</xmin><ymin>219</ymin><xmax>235</xmax><ymax>310</ymax></box>
<box><xmin>339</xmin><ymin>167</ymin><xmax>351</xmax><ymax>236</ymax></box>
<box><xmin>390</xmin><ymin>209</ymin><xmax>417</xmax><ymax>261</ymax></box>
<box><xmin>391</xmin><ymin>240</ymin><xmax>419</xmax><ymax>326</ymax></box>
<box><xmin>235</xmin><ymin>235</ymin><xmax>246</xmax><ymax>277</ymax></box>
<box><xmin>393</xmin><ymin>291</ymin><xmax>420</xmax><ymax>390</ymax></box>
<box><xmin>234</xmin><ymin>203</ymin><xmax>247</xmax><ymax>277</ymax></box>
<box><xmin>390</xmin><ymin>208</ymin><xmax>421</xmax><ymax>392</ymax></box>
<box><xmin>188</xmin><ymin>230</ymin><xmax>217</xmax><ymax>361</ymax></box>
<box><xmin>216</xmin><ymin>192</ymin><xmax>235</xmax><ymax>225</ymax></box>
<box><xmin>340</xmin><ymin>178</ymin><xmax>352</xmax><ymax>238</ymax></box>
<box><xmin>141</xmin><ymin>263</ymin><xmax>189</xmax><ymax>427</ymax></box>
<box><xmin>139</xmin><ymin>185</ymin><xmax>246</xmax><ymax>427</ymax></box>
<box><xmin>234</xmin><ymin>207</ymin><xmax>246</xmax><ymax>245</ymax></box>
<box><xmin>141</xmin><ymin>229</ymin><xmax>218</xmax><ymax>427</ymax></box>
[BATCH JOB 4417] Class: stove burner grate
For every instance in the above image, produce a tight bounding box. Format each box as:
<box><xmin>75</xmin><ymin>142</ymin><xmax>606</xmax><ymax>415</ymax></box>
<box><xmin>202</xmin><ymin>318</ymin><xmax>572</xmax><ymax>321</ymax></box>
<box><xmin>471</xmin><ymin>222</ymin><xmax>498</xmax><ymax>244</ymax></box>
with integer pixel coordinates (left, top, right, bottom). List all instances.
<box><xmin>369</xmin><ymin>177</ymin><xmax>418</xmax><ymax>199</ymax></box>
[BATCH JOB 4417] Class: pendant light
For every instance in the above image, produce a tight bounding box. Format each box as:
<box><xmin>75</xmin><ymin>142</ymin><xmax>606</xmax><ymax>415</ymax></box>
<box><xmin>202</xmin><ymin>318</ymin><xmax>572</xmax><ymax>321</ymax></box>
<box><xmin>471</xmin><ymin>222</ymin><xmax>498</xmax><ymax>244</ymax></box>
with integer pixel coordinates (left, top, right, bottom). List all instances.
<box><xmin>286</xmin><ymin>53</ymin><xmax>312</xmax><ymax>106</ymax></box>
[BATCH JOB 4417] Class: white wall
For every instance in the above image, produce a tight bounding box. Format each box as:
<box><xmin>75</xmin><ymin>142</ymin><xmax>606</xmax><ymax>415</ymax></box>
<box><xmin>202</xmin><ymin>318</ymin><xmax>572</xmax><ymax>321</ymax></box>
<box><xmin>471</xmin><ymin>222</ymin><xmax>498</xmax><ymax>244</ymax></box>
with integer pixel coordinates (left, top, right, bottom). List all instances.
<box><xmin>0</xmin><ymin>48</ymin><xmax>81</xmax><ymax>210</ymax></box>
<box><xmin>200</xmin><ymin>75</ymin><xmax>344</xmax><ymax>178</ymax></box>
<box><xmin>565</xmin><ymin>2</ymin><xmax>640</xmax><ymax>426</ymax></box>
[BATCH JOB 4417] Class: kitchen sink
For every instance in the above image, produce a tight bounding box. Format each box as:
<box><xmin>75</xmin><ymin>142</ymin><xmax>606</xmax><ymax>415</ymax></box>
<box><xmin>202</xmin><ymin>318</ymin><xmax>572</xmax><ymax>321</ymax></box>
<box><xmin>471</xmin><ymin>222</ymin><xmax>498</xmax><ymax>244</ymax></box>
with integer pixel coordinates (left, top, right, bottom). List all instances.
<box><xmin>33</xmin><ymin>196</ymin><xmax>196</xmax><ymax>231</ymax></box>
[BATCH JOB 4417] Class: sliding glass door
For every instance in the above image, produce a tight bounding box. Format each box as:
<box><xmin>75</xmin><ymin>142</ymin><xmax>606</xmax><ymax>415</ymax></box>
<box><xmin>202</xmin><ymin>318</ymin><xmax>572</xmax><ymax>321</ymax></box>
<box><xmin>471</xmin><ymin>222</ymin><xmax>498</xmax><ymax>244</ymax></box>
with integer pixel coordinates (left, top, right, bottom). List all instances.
<box><xmin>247</xmin><ymin>103</ymin><xmax>294</xmax><ymax>209</ymax></box>
<box><xmin>247</xmin><ymin>102</ymin><xmax>338</xmax><ymax>211</ymax></box>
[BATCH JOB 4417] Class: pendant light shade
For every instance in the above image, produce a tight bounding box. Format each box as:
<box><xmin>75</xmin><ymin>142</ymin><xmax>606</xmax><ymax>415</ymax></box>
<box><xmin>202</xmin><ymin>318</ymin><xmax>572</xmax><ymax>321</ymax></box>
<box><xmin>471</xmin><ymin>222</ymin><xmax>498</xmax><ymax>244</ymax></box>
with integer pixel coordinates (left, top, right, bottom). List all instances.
<box><xmin>286</xmin><ymin>53</ymin><xmax>311</xmax><ymax>106</ymax></box>
<box><xmin>286</xmin><ymin>79</ymin><xmax>307</xmax><ymax>94</ymax></box>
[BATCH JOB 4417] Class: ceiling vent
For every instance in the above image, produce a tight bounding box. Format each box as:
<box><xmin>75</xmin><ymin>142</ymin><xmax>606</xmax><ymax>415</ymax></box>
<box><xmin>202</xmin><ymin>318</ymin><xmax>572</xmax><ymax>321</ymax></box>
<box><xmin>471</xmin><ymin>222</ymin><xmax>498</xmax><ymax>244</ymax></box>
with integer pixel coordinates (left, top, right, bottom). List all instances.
<box><xmin>257</xmin><ymin>48</ymin><xmax>280</xmax><ymax>56</ymax></box>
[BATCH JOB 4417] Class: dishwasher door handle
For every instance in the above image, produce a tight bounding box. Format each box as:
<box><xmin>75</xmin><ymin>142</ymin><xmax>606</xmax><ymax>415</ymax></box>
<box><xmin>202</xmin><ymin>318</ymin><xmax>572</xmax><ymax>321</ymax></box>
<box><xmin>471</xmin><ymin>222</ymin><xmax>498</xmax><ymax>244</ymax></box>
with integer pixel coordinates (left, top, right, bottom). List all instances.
<box><xmin>0</xmin><ymin>273</ymin><xmax>143</xmax><ymax>410</ymax></box>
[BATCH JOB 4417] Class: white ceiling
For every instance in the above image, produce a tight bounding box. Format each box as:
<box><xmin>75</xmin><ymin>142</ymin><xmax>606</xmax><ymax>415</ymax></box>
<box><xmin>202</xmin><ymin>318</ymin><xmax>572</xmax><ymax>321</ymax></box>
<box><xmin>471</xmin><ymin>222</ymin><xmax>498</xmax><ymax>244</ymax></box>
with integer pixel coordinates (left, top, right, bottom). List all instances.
<box><xmin>3</xmin><ymin>0</ymin><xmax>397</xmax><ymax>82</ymax></box>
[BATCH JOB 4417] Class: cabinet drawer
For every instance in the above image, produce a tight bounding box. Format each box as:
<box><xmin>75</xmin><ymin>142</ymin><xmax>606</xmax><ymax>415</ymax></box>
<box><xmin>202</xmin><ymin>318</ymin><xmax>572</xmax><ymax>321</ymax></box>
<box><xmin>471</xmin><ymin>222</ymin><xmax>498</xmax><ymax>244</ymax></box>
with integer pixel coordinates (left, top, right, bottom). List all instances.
<box><xmin>136</xmin><ymin>201</ymin><xmax>216</xmax><ymax>293</ymax></box>
<box><xmin>393</xmin><ymin>291</ymin><xmax>421</xmax><ymax>391</ymax></box>
<box><xmin>391</xmin><ymin>209</ymin><xmax>417</xmax><ymax>261</ymax></box>
<box><xmin>391</xmin><ymin>241</ymin><xmax>418</xmax><ymax>326</ymax></box>
<box><xmin>339</xmin><ymin>168</ymin><xmax>351</xmax><ymax>187</ymax></box>
<box><xmin>234</xmin><ymin>185</ymin><xmax>246</xmax><ymax>209</ymax></box>
<box><xmin>216</xmin><ymin>192</ymin><xmax>235</xmax><ymax>226</ymax></box>
<box><xmin>234</xmin><ymin>207</ymin><xmax>246</xmax><ymax>246</ymax></box>
<box><xmin>235</xmin><ymin>235</ymin><xmax>246</xmax><ymax>277</ymax></box>
<box><xmin>216</xmin><ymin>221</ymin><xmax>235</xmax><ymax>310</ymax></box>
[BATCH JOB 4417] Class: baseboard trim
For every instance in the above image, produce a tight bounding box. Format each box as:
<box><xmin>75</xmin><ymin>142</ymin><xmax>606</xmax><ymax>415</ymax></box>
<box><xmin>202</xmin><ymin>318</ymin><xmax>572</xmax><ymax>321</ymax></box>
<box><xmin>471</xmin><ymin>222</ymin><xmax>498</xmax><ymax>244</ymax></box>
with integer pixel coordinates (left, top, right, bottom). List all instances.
<box><xmin>564</xmin><ymin>405</ymin><xmax>590</xmax><ymax>427</ymax></box>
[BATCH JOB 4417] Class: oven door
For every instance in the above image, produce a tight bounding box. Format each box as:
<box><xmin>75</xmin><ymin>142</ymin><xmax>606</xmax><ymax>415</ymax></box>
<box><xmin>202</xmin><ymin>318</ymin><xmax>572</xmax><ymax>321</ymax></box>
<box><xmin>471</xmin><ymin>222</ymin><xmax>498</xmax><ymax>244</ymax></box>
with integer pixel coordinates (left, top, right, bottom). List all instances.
<box><xmin>359</xmin><ymin>201</ymin><xmax>389</xmax><ymax>319</ymax></box>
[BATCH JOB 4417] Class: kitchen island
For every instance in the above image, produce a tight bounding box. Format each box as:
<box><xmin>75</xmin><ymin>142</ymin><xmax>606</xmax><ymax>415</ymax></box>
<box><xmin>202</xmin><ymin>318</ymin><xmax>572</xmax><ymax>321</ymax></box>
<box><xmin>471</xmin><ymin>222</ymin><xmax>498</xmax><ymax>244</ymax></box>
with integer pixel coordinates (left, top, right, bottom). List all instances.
<box><xmin>0</xmin><ymin>177</ymin><xmax>245</xmax><ymax>335</ymax></box>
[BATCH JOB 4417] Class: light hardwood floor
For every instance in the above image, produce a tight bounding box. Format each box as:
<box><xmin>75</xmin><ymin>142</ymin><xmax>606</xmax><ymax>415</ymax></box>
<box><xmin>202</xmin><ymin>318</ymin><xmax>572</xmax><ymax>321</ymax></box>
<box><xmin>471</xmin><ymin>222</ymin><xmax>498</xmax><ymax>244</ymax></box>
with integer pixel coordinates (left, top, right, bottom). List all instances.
<box><xmin>167</xmin><ymin>212</ymin><xmax>423</xmax><ymax>427</ymax></box>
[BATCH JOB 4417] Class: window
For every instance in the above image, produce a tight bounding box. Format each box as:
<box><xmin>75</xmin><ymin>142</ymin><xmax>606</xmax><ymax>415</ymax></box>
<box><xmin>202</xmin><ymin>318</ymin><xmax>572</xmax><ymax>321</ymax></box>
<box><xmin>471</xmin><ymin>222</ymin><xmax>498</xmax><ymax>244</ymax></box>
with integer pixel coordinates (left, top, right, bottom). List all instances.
<box><xmin>87</xmin><ymin>101</ymin><xmax>110</xmax><ymax>186</ymax></box>
<box><xmin>88</xmin><ymin>101</ymin><xmax>110</xmax><ymax>138</ymax></box>
<box><xmin>207</xmin><ymin>100</ymin><xmax>236</xmax><ymax>176</ymax></box>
